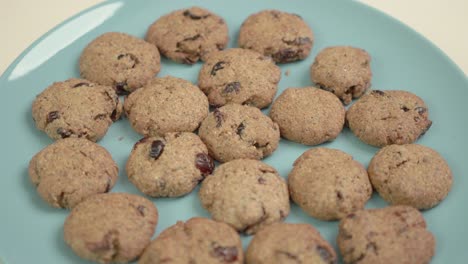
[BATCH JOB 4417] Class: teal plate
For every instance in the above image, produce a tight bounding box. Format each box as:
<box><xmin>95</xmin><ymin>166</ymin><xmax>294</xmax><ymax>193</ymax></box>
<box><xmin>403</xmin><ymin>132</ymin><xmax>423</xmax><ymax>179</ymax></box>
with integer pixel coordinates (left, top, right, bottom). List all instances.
<box><xmin>1</xmin><ymin>0</ymin><xmax>467</xmax><ymax>263</ymax></box>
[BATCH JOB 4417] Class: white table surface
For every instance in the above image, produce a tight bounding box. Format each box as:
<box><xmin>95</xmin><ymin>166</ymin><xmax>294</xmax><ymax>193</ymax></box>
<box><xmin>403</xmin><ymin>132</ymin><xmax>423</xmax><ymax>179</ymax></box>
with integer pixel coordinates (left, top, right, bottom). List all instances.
<box><xmin>1</xmin><ymin>0</ymin><xmax>467</xmax><ymax>76</ymax></box>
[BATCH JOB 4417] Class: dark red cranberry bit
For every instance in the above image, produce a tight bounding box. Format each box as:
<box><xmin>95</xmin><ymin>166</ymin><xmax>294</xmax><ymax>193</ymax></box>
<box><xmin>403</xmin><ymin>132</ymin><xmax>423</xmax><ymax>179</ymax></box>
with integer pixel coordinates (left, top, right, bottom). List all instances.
<box><xmin>183</xmin><ymin>10</ymin><xmax>210</xmax><ymax>20</ymax></box>
<box><xmin>371</xmin><ymin>90</ymin><xmax>385</xmax><ymax>96</ymax></box>
<box><xmin>236</xmin><ymin>122</ymin><xmax>245</xmax><ymax>136</ymax></box>
<box><xmin>73</xmin><ymin>82</ymin><xmax>90</xmax><ymax>88</ymax></box>
<box><xmin>136</xmin><ymin>205</ymin><xmax>146</xmax><ymax>216</ymax></box>
<box><xmin>214</xmin><ymin>109</ymin><xmax>224</xmax><ymax>127</ymax></box>
<box><xmin>258</xmin><ymin>177</ymin><xmax>266</xmax><ymax>184</ymax></box>
<box><xmin>104</xmin><ymin>177</ymin><xmax>112</xmax><ymax>193</ymax></box>
<box><xmin>270</xmin><ymin>10</ymin><xmax>280</xmax><ymax>19</ymax></box>
<box><xmin>273</xmin><ymin>48</ymin><xmax>299</xmax><ymax>62</ymax></box>
<box><xmin>46</xmin><ymin>111</ymin><xmax>60</xmax><ymax>124</ymax></box>
<box><xmin>316</xmin><ymin>245</ymin><xmax>336</xmax><ymax>264</ymax></box>
<box><xmin>210</xmin><ymin>61</ymin><xmax>226</xmax><ymax>76</ymax></box>
<box><xmin>415</xmin><ymin>106</ymin><xmax>427</xmax><ymax>114</ymax></box>
<box><xmin>212</xmin><ymin>246</ymin><xmax>238</xmax><ymax>262</ymax></box>
<box><xmin>57</xmin><ymin>128</ymin><xmax>72</xmax><ymax>138</ymax></box>
<box><xmin>117</xmin><ymin>53</ymin><xmax>139</xmax><ymax>68</ymax></box>
<box><xmin>110</xmin><ymin>109</ymin><xmax>118</xmax><ymax>121</ymax></box>
<box><xmin>133</xmin><ymin>137</ymin><xmax>150</xmax><ymax>150</ymax></box>
<box><xmin>223</xmin><ymin>82</ymin><xmax>241</xmax><ymax>94</ymax></box>
<box><xmin>195</xmin><ymin>153</ymin><xmax>215</xmax><ymax>176</ymax></box>
<box><xmin>182</xmin><ymin>34</ymin><xmax>201</xmax><ymax>42</ymax></box>
<box><xmin>401</xmin><ymin>106</ymin><xmax>410</xmax><ymax>112</ymax></box>
<box><xmin>149</xmin><ymin>140</ymin><xmax>165</xmax><ymax>160</ymax></box>
<box><xmin>336</xmin><ymin>191</ymin><xmax>343</xmax><ymax>200</ymax></box>
<box><xmin>114</xmin><ymin>82</ymin><xmax>130</xmax><ymax>95</ymax></box>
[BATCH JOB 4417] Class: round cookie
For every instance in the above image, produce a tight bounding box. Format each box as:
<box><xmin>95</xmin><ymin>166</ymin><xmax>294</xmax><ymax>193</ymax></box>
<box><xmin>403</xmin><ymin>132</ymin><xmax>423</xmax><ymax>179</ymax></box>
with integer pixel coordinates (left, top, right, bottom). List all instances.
<box><xmin>32</xmin><ymin>78</ymin><xmax>122</xmax><ymax>142</ymax></box>
<box><xmin>80</xmin><ymin>32</ymin><xmax>161</xmax><ymax>94</ymax></box>
<box><xmin>269</xmin><ymin>87</ymin><xmax>345</xmax><ymax>145</ymax></box>
<box><xmin>124</xmin><ymin>76</ymin><xmax>209</xmax><ymax>137</ymax></box>
<box><xmin>139</xmin><ymin>217</ymin><xmax>243</xmax><ymax>264</ymax></box>
<box><xmin>198</xmin><ymin>48</ymin><xmax>281</xmax><ymax>108</ymax></box>
<box><xmin>368</xmin><ymin>144</ymin><xmax>452</xmax><ymax>210</ymax></box>
<box><xmin>288</xmin><ymin>148</ymin><xmax>372</xmax><ymax>221</ymax></box>
<box><xmin>238</xmin><ymin>10</ymin><xmax>314</xmax><ymax>63</ymax></box>
<box><xmin>346</xmin><ymin>90</ymin><xmax>432</xmax><ymax>147</ymax></box>
<box><xmin>311</xmin><ymin>46</ymin><xmax>372</xmax><ymax>105</ymax></box>
<box><xmin>28</xmin><ymin>138</ymin><xmax>118</xmax><ymax>209</ymax></box>
<box><xmin>146</xmin><ymin>6</ymin><xmax>229</xmax><ymax>64</ymax></box>
<box><xmin>337</xmin><ymin>206</ymin><xmax>435</xmax><ymax>264</ymax></box>
<box><xmin>246</xmin><ymin>222</ymin><xmax>337</xmax><ymax>264</ymax></box>
<box><xmin>199</xmin><ymin>159</ymin><xmax>290</xmax><ymax>235</ymax></box>
<box><xmin>198</xmin><ymin>104</ymin><xmax>280</xmax><ymax>163</ymax></box>
<box><xmin>64</xmin><ymin>193</ymin><xmax>158</xmax><ymax>264</ymax></box>
<box><xmin>126</xmin><ymin>132</ymin><xmax>214</xmax><ymax>197</ymax></box>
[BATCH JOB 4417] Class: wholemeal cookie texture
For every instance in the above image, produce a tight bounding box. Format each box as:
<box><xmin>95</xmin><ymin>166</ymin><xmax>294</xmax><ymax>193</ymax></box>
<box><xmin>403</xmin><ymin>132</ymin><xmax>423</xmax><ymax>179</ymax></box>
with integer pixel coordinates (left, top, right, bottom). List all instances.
<box><xmin>368</xmin><ymin>144</ymin><xmax>452</xmax><ymax>209</ymax></box>
<box><xmin>337</xmin><ymin>206</ymin><xmax>435</xmax><ymax>264</ymax></box>
<box><xmin>124</xmin><ymin>76</ymin><xmax>209</xmax><ymax>137</ymax></box>
<box><xmin>32</xmin><ymin>78</ymin><xmax>122</xmax><ymax>142</ymax></box>
<box><xmin>126</xmin><ymin>132</ymin><xmax>214</xmax><ymax>198</ymax></box>
<box><xmin>246</xmin><ymin>222</ymin><xmax>337</xmax><ymax>264</ymax></box>
<box><xmin>146</xmin><ymin>6</ymin><xmax>229</xmax><ymax>64</ymax></box>
<box><xmin>198</xmin><ymin>104</ymin><xmax>280</xmax><ymax>163</ymax></box>
<box><xmin>239</xmin><ymin>10</ymin><xmax>314</xmax><ymax>63</ymax></box>
<box><xmin>288</xmin><ymin>148</ymin><xmax>372</xmax><ymax>221</ymax></box>
<box><xmin>28</xmin><ymin>138</ymin><xmax>118</xmax><ymax>209</ymax></box>
<box><xmin>139</xmin><ymin>217</ymin><xmax>243</xmax><ymax>264</ymax></box>
<box><xmin>198</xmin><ymin>48</ymin><xmax>281</xmax><ymax>108</ymax></box>
<box><xmin>79</xmin><ymin>32</ymin><xmax>161</xmax><ymax>94</ymax></box>
<box><xmin>269</xmin><ymin>87</ymin><xmax>345</xmax><ymax>145</ymax></box>
<box><xmin>64</xmin><ymin>193</ymin><xmax>158</xmax><ymax>264</ymax></box>
<box><xmin>346</xmin><ymin>90</ymin><xmax>432</xmax><ymax>147</ymax></box>
<box><xmin>311</xmin><ymin>46</ymin><xmax>372</xmax><ymax>104</ymax></box>
<box><xmin>199</xmin><ymin>159</ymin><xmax>289</xmax><ymax>235</ymax></box>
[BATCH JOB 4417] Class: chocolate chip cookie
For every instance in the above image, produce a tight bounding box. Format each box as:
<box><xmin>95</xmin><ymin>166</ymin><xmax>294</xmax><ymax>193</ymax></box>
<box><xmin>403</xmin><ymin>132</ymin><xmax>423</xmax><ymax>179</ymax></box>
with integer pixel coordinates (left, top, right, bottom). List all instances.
<box><xmin>337</xmin><ymin>206</ymin><xmax>435</xmax><ymax>264</ymax></box>
<box><xmin>199</xmin><ymin>159</ymin><xmax>289</xmax><ymax>234</ymax></box>
<box><xmin>198</xmin><ymin>104</ymin><xmax>280</xmax><ymax>163</ymax></box>
<box><xmin>346</xmin><ymin>90</ymin><xmax>432</xmax><ymax>147</ymax></box>
<box><xmin>64</xmin><ymin>193</ymin><xmax>158</xmax><ymax>264</ymax></box>
<box><xmin>368</xmin><ymin>144</ymin><xmax>452</xmax><ymax>209</ymax></box>
<box><xmin>31</xmin><ymin>78</ymin><xmax>122</xmax><ymax>142</ymax></box>
<box><xmin>79</xmin><ymin>32</ymin><xmax>161</xmax><ymax>94</ymax></box>
<box><xmin>246</xmin><ymin>222</ymin><xmax>337</xmax><ymax>264</ymax></box>
<box><xmin>269</xmin><ymin>87</ymin><xmax>345</xmax><ymax>145</ymax></box>
<box><xmin>139</xmin><ymin>217</ymin><xmax>243</xmax><ymax>264</ymax></box>
<box><xmin>311</xmin><ymin>46</ymin><xmax>372</xmax><ymax>104</ymax></box>
<box><xmin>126</xmin><ymin>132</ymin><xmax>214</xmax><ymax>197</ymax></box>
<box><xmin>198</xmin><ymin>48</ymin><xmax>281</xmax><ymax>108</ymax></box>
<box><xmin>146</xmin><ymin>6</ymin><xmax>229</xmax><ymax>64</ymax></box>
<box><xmin>238</xmin><ymin>10</ymin><xmax>314</xmax><ymax>63</ymax></box>
<box><xmin>124</xmin><ymin>76</ymin><xmax>209</xmax><ymax>137</ymax></box>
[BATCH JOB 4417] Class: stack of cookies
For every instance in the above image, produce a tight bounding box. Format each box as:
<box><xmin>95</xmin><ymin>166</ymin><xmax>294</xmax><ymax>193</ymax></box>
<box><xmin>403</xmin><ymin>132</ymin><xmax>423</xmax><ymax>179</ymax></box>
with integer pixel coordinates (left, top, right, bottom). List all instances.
<box><xmin>28</xmin><ymin>6</ymin><xmax>452</xmax><ymax>264</ymax></box>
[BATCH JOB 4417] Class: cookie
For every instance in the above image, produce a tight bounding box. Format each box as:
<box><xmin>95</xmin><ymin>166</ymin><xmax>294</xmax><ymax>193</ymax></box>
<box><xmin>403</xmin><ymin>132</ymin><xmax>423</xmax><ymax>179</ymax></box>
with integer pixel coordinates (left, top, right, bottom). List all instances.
<box><xmin>199</xmin><ymin>159</ymin><xmax>289</xmax><ymax>234</ymax></box>
<box><xmin>32</xmin><ymin>78</ymin><xmax>122</xmax><ymax>142</ymax></box>
<box><xmin>198</xmin><ymin>104</ymin><xmax>280</xmax><ymax>163</ymax></box>
<box><xmin>198</xmin><ymin>48</ymin><xmax>281</xmax><ymax>108</ymax></box>
<box><xmin>288</xmin><ymin>148</ymin><xmax>372</xmax><ymax>221</ymax></box>
<box><xmin>124</xmin><ymin>76</ymin><xmax>209</xmax><ymax>137</ymax></box>
<box><xmin>28</xmin><ymin>138</ymin><xmax>118</xmax><ymax>209</ymax></box>
<box><xmin>337</xmin><ymin>206</ymin><xmax>435</xmax><ymax>264</ymax></box>
<box><xmin>346</xmin><ymin>90</ymin><xmax>432</xmax><ymax>147</ymax></box>
<box><xmin>126</xmin><ymin>132</ymin><xmax>214</xmax><ymax>197</ymax></box>
<box><xmin>269</xmin><ymin>87</ymin><xmax>345</xmax><ymax>145</ymax></box>
<box><xmin>311</xmin><ymin>46</ymin><xmax>372</xmax><ymax>104</ymax></box>
<box><xmin>246</xmin><ymin>222</ymin><xmax>337</xmax><ymax>264</ymax></box>
<box><xmin>79</xmin><ymin>32</ymin><xmax>161</xmax><ymax>94</ymax></box>
<box><xmin>238</xmin><ymin>10</ymin><xmax>314</xmax><ymax>63</ymax></box>
<box><xmin>146</xmin><ymin>6</ymin><xmax>229</xmax><ymax>64</ymax></box>
<box><xmin>368</xmin><ymin>144</ymin><xmax>452</xmax><ymax>210</ymax></box>
<box><xmin>139</xmin><ymin>217</ymin><xmax>243</xmax><ymax>264</ymax></box>
<box><xmin>64</xmin><ymin>193</ymin><xmax>158</xmax><ymax>264</ymax></box>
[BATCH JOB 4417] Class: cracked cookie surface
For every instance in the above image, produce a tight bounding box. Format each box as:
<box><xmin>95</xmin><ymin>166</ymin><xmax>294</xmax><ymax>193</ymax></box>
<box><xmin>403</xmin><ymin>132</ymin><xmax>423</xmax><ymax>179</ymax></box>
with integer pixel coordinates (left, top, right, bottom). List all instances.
<box><xmin>146</xmin><ymin>6</ymin><xmax>229</xmax><ymax>64</ymax></box>
<box><xmin>64</xmin><ymin>193</ymin><xmax>158</xmax><ymax>264</ymax></box>
<box><xmin>199</xmin><ymin>159</ymin><xmax>289</xmax><ymax>235</ymax></box>
<box><xmin>246</xmin><ymin>222</ymin><xmax>337</xmax><ymax>264</ymax></box>
<box><xmin>79</xmin><ymin>32</ymin><xmax>161</xmax><ymax>94</ymax></box>
<box><xmin>269</xmin><ymin>87</ymin><xmax>345</xmax><ymax>145</ymax></box>
<box><xmin>238</xmin><ymin>10</ymin><xmax>314</xmax><ymax>63</ymax></box>
<box><xmin>28</xmin><ymin>138</ymin><xmax>118</xmax><ymax>209</ymax></box>
<box><xmin>124</xmin><ymin>76</ymin><xmax>209</xmax><ymax>137</ymax></box>
<box><xmin>198</xmin><ymin>48</ymin><xmax>281</xmax><ymax>108</ymax></box>
<box><xmin>31</xmin><ymin>78</ymin><xmax>122</xmax><ymax>142</ymax></box>
<box><xmin>288</xmin><ymin>148</ymin><xmax>372</xmax><ymax>221</ymax></box>
<box><xmin>368</xmin><ymin>144</ymin><xmax>452</xmax><ymax>209</ymax></box>
<box><xmin>337</xmin><ymin>206</ymin><xmax>435</xmax><ymax>264</ymax></box>
<box><xmin>346</xmin><ymin>90</ymin><xmax>432</xmax><ymax>147</ymax></box>
<box><xmin>198</xmin><ymin>104</ymin><xmax>280</xmax><ymax>163</ymax></box>
<box><xmin>311</xmin><ymin>46</ymin><xmax>372</xmax><ymax>105</ymax></box>
<box><xmin>126</xmin><ymin>132</ymin><xmax>214</xmax><ymax>197</ymax></box>
<box><xmin>139</xmin><ymin>217</ymin><xmax>243</xmax><ymax>264</ymax></box>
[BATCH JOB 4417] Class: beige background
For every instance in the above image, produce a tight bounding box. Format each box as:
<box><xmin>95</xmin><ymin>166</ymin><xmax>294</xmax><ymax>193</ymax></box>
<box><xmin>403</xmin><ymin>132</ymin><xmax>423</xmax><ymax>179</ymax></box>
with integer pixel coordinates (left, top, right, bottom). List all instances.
<box><xmin>0</xmin><ymin>0</ymin><xmax>467</xmax><ymax>75</ymax></box>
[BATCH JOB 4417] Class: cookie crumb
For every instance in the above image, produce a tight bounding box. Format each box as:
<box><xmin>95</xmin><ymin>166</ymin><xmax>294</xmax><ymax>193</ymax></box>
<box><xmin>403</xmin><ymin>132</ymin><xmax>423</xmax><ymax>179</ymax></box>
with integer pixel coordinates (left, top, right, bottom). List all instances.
<box><xmin>285</xmin><ymin>69</ymin><xmax>290</xmax><ymax>76</ymax></box>
<box><xmin>118</xmin><ymin>136</ymin><xmax>124</xmax><ymax>141</ymax></box>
